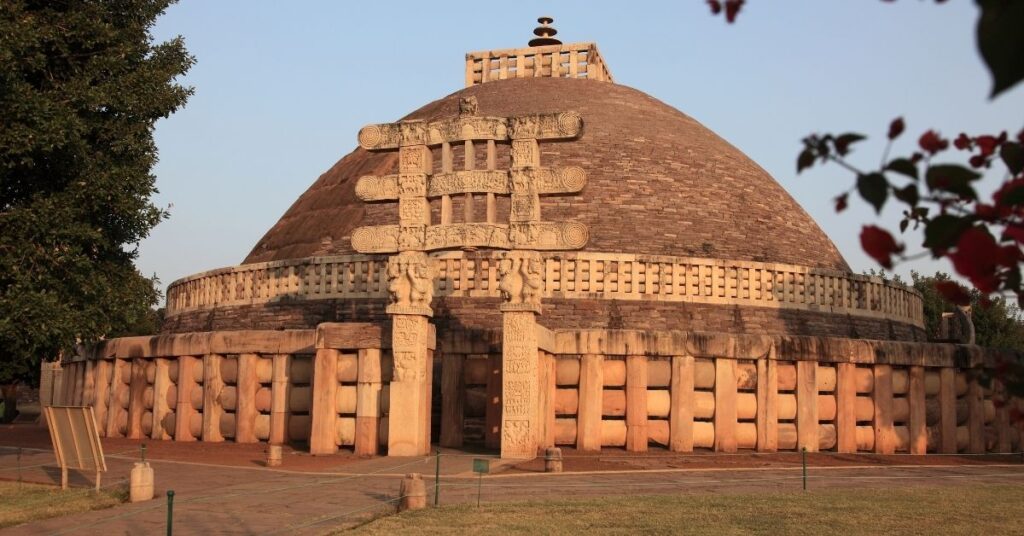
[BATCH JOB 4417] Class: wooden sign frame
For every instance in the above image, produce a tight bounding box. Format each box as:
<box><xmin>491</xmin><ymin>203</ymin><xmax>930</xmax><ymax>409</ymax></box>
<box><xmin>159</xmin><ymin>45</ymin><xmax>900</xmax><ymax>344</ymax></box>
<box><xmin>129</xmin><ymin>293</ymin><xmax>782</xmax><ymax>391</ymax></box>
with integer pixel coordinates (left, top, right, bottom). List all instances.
<box><xmin>43</xmin><ymin>406</ymin><xmax>107</xmax><ymax>490</ymax></box>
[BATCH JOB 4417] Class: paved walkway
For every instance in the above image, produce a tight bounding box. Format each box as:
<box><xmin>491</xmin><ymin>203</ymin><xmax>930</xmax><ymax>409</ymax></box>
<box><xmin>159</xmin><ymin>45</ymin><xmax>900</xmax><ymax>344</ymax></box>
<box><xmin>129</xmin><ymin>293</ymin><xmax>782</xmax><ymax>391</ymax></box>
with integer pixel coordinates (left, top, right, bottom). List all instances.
<box><xmin>3</xmin><ymin>446</ymin><xmax>1024</xmax><ymax>535</ymax></box>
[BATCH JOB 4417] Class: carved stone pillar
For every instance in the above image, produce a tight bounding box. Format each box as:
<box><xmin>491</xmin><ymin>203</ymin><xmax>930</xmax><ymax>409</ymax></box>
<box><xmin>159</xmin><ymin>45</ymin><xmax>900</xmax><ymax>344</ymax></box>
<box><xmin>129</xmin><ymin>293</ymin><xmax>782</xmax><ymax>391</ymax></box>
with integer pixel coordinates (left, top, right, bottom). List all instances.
<box><xmin>499</xmin><ymin>250</ymin><xmax>544</xmax><ymax>459</ymax></box>
<box><xmin>386</xmin><ymin>251</ymin><xmax>434</xmax><ymax>456</ymax></box>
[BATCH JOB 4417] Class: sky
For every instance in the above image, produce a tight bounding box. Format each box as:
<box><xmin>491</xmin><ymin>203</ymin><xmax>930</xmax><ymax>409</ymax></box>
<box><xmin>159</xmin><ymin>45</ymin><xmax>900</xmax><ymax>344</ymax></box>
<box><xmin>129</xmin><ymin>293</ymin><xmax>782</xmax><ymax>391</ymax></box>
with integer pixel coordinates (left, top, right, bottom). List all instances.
<box><xmin>143</xmin><ymin>1</ymin><xmax>1024</xmax><ymax>294</ymax></box>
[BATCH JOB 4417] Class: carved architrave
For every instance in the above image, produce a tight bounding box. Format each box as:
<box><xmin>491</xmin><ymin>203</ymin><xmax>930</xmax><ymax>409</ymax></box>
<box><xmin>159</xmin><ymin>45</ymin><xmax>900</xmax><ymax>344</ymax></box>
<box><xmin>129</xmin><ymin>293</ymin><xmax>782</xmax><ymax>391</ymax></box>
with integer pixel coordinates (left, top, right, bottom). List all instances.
<box><xmin>424</xmin><ymin>223</ymin><xmax>511</xmax><ymax>251</ymax></box>
<box><xmin>508</xmin><ymin>222</ymin><xmax>589</xmax><ymax>250</ymax></box>
<box><xmin>386</xmin><ymin>251</ymin><xmax>433</xmax><ymax>316</ymax></box>
<box><xmin>512</xmin><ymin>167</ymin><xmax>587</xmax><ymax>194</ymax></box>
<box><xmin>354</xmin><ymin>222</ymin><xmax>588</xmax><ymax>253</ymax></box>
<box><xmin>508</xmin><ymin>112</ymin><xmax>583</xmax><ymax>140</ymax></box>
<box><xmin>355</xmin><ymin>175</ymin><xmax>400</xmax><ymax>201</ymax></box>
<box><xmin>427</xmin><ymin>170</ymin><xmax>509</xmax><ymax>197</ymax></box>
<box><xmin>351</xmin><ymin>225</ymin><xmax>400</xmax><ymax>253</ymax></box>
<box><xmin>498</xmin><ymin>250</ymin><xmax>543</xmax><ymax>313</ymax></box>
<box><xmin>358</xmin><ymin>111</ymin><xmax>581</xmax><ymax>150</ymax></box>
<box><xmin>360</xmin><ymin>167</ymin><xmax>586</xmax><ymax>202</ymax></box>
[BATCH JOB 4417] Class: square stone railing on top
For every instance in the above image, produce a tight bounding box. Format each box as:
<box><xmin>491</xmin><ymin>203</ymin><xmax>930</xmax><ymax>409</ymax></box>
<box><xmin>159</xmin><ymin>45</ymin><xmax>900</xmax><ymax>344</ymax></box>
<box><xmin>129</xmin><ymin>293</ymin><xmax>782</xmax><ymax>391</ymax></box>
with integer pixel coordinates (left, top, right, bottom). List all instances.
<box><xmin>464</xmin><ymin>42</ymin><xmax>613</xmax><ymax>87</ymax></box>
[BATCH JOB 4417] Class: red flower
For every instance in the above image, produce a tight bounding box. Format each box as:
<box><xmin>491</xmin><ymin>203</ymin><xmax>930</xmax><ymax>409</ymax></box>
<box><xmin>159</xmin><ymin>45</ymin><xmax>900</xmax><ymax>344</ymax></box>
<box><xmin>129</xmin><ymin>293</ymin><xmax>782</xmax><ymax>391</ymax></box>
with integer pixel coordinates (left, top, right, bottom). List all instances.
<box><xmin>707</xmin><ymin>0</ymin><xmax>722</xmax><ymax>14</ymax></box>
<box><xmin>860</xmin><ymin>226</ymin><xmax>904</xmax><ymax>269</ymax></box>
<box><xmin>724</xmin><ymin>0</ymin><xmax>744</xmax><ymax>23</ymax></box>
<box><xmin>969</xmin><ymin>154</ymin><xmax>988</xmax><ymax>168</ymax></box>
<box><xmin>1004</xmin><ymin>225</ymin><xmax>1024</xmax><ymax>243</ymax></box>
<box><xmin>918</xmin><ymin>130</ymin><xmax>949</xmax><ymax>154</ymax></box>
<box><xmin>954</xmin><ymin>133</ymin><xmax>972</xmax><ymax>150</ymax></box>
<box><xmin>976</xmin><ymin>135</ymin><xmax>1000</xmax><ymax>157</ymax></box>
<box><xmin>935</xmin><ymin>280</ymin><xmax>971</xmax><ymax>306</ymax></box>
<box><xmin>834</xmin><ymin>193</ymin><xmax>848</xmax><ymax>213</ymax></box>
<box><xmin>949</xmin><ymin>227</ymin><xmax>1001</xmax><ymax>293</ymax></box>
<box><xmin>888</xmin><ymin>117</ymin><xmax>905</xmax><ymax>140</ymax></box>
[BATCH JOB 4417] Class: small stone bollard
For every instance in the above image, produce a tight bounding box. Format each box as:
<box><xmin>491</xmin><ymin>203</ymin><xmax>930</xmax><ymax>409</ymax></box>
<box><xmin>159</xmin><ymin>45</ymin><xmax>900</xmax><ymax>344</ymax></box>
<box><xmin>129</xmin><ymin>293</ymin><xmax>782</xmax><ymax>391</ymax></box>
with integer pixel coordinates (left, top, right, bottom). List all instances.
<box><xmin>129</xmin><ymin>462</ymin><xmax>154</xmax><ymax>503</ymax></box>
<box><xmin>266</xmin><ymin>445</ymin><xmax>283</xmax><ymax>467</ymax></box>
<box><xmin>398</xmin><ymin>473</ymin><xmax>427</xmax><ymax>511</ymax></box>
<box><xmin>544</xmin><ymin>447</ymin><xmax>563</xmax><ymax>473</ymax></box>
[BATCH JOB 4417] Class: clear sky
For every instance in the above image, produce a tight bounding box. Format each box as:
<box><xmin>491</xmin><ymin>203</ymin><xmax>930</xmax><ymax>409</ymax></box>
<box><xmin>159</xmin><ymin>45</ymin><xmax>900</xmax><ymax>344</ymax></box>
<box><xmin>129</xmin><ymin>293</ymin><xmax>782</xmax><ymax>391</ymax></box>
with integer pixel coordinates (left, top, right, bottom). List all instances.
<box><xmin>143</xmin><ymin>1</ymin><xmax>1024</xmax><ymax>294</ymax></box>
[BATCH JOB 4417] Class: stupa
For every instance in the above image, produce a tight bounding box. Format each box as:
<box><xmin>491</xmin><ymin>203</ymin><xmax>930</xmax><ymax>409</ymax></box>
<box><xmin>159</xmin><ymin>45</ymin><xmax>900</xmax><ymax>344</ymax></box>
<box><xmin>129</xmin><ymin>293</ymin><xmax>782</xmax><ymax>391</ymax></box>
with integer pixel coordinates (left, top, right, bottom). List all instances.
<box><xmin>53</xmin><ymin>20</ymin><xmax>1021</xmax><ymax>460</ymax></box>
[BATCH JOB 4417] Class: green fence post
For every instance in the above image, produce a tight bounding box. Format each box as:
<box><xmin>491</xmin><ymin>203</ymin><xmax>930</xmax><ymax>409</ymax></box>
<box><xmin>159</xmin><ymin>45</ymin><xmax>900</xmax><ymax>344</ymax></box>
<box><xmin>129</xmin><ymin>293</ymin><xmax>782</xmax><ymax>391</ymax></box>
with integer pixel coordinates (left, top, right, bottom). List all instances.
<box><xmin>434</xmin><ymin>449</ymin><xmax>441</xmax><ymax>507</ymax></box>
<box><xmin>801</xmin><ymin>447</ymin><xmax>807</xmax><ymax>491</ymax></box>
<box><xmin>17</xmin><ymin>447</ymin><xmax>22</xmax><ymax>488</ymax></box>
<box><xmin>166</xmin><ymin>490</ymin><xmax>175</xmax><ymax>536</ymax></box>
<box><xmin>141</xmin><ymin>443</ymin><xmax>147</xmax><ymax>463</ymax></box>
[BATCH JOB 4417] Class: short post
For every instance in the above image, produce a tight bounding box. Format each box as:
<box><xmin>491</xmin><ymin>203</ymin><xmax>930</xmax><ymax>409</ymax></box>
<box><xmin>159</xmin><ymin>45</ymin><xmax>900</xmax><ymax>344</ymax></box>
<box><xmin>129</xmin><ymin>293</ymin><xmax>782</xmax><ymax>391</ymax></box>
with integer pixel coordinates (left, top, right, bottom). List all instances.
<box><xmin>166</xmin><ymin>490</ymin><xmax>175</xmax><ymax>536</ymax></box>
<box><xmin>17</xmin><ymin>447</ymin><xmax>22</xmax><ymax>488</ymax></box>
<box><xmin>544</xmin><ymin>447</ymin><xmax>563</xmax><ymax>473</ymax></box>
<box><xmin>130</xmin><ymin>462</ymin><xmax>155</xmax><ymax>503</ymax></box>
<box><xmin>398</xmin><ymin>473</ymin><xmax>427</xmax><ymax>512</ymax></box>
<box><xmin>801</xmin><ymin>447</ymin><xmax>807</xmax><ymax>491</ymax></box>
<box><xmin>434</xmin><ymin>449</ymin><xmax>441</xmax><ymax>507</ymax></box>
<box><xmin>141</xmin><ymin>443</ymin><xmax>147</xmax><ymax>462</ymax></box>
<box><xmin>266</xmin><ymin>444</ymin><xmax>283</xmax><ymax>467</ymax></box>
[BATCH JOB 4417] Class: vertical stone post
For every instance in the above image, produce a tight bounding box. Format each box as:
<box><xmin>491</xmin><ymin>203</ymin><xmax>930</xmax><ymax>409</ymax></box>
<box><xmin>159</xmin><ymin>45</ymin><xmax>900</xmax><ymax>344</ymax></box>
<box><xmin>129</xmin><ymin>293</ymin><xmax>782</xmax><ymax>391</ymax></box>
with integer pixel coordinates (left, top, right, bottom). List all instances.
<box><xmin>383</xmin><ymin>129</ymin><xmax>435</xmax><ymax>457</ymax></box>
<box><xmin>714</xmin><ymin>358</ymin><xmax>737</xmax><ymax>452</ymax></box>
<box><xmin>938</xmin><ymin>367</ymin><xmax>958</xmax><ymax>453</ymax></box>
<box><xmin>966</xmin><ymin>372</ymin><xmax>985</xmax><ymax>454</ymax></box>
<box><xmin>835</xmin><ymin>363</ymin><xmax>858</xmax><ymax>453</ymax></box>
<box><xmin>498</xmin><ymin>250</ymin><xmax>544</xmax><ymax>459</ymax></box>
<box><xmin>670</xmin><ymin>355</ymin><xmax>694</xmax><ymax>452</ymax></box>
<box><xmin>151</xmin><ymin>358</ymin><xmax>172</xmax><ymax>440</ymax></box>
<box><xmin>310</xmin><ymin>349</ymin><xmax>340</xmax><ymax>455</ymax></box>
<box><xmin>105</xmin><ymin>359</ymin><xmax>128</xmax><ymax>438</ymax></box>
<box><xmin>872</xmin><ymin>364</ymin><xmax>894</xmax><ymax>454</ymax></box>
<box><xmin>796</xmin><ymin>361</ymin><xmax>819</xmax><ymax>452</ymax></box>
<box><xmin>92</xmin><ymin>360</ymin><xmax>111</xmax><ymax>437</ymax></box>
<box><xmin>577</xmin><ymin>353</ymin><xmax>603</xmax><ymax>452</ymax></box>
<box><xmin>908</xmin><ymin>366</ymin><xmax>927</xmax><ymax>455</ymax></box>
<box><xmin>235</xmin><ymin>353</ymin><xmax>259</xmax><ymax>443</ymax></box>
<box><xmin>202</xmin><ymin>354</ymin><xmax>225</xmax><ymax>442</ymax></box>
<box><xmin>356</xmin><ymin>348</ymin><xmax>382</xmax><ymax>456</ymax></box>
<box><xmin>175</xmin><ymin>356</ymin><xmax>198</xmax><ymax>442</ymax></box>
<box><xmin>756</xmin><ymin>354</ymin><xmax>779</xmax><ymax>452</ymax></box>
<box><xmin>127</xmin><ymin>359</ymin><xmax>147</xmax><ymax>440</ymax></box>
<box><xmin>269</xmin><ymin>354</ymin><xmax>291</xmax><ymax>445</ymax></box>
<box><xmin>625</xmin><ymin>355</ymin><xmax>648</xmax><ymax>452</ymax></box>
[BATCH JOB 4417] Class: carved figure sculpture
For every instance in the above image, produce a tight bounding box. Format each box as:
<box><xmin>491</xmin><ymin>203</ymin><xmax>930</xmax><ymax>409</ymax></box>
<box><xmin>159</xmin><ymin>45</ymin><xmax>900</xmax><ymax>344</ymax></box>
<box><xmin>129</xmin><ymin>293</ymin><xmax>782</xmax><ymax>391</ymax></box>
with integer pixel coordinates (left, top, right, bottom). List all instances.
<box><xmin>386</xmin><ymin>252</ymin><xmax>434</xmax><ymax>314</ymax></box>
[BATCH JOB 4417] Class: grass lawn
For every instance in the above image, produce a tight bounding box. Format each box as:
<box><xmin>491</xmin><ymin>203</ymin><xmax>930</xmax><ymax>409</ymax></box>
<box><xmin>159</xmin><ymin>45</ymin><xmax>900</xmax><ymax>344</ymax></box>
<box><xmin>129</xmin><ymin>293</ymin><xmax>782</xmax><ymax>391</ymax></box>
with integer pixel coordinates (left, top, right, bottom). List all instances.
<box><xmin>353</xmin><ymin>484</ymin><xmax>1024</xmax><ymax>535</ymax></box>
<box><xmin>0</xmin><ymin>480</ymin><xmax>126</xmax><ymax>529</ymax></box>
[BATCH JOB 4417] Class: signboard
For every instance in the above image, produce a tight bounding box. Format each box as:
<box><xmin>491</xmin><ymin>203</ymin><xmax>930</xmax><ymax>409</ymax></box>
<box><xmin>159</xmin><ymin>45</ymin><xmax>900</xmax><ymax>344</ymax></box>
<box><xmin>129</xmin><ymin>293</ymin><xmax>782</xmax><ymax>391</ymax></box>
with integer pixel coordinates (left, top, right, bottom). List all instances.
<box><xmin>473</xmin><ymin>458</ymin><xmax>490</xmax><ymax>474</ymax></box>
<box><xmin>43</xmin><ymin>406</ymin><xmax>106</xmax><ymax>490</ymax></box>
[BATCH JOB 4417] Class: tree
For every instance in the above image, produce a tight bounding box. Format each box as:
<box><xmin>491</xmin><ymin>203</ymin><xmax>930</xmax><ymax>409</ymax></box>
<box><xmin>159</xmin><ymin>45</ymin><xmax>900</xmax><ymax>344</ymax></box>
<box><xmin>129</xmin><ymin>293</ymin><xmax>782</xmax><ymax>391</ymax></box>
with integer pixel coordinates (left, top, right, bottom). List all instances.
<box><xmin>0</xmin><ymin>1</ymin><xmax>193</xmax><ymax>422</ymax></box>
<box><xmin>907</xmin><ymin>270</ymin><xmax>1024</xmax><ymax>350</ymax></box>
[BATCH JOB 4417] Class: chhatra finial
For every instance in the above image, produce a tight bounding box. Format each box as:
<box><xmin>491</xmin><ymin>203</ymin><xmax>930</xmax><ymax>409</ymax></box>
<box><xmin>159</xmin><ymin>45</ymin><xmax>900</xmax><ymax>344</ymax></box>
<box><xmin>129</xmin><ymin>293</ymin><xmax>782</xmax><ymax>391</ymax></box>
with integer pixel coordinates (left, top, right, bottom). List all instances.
<box><xmin>528</xmin><ymin>16</ymin><xmax>562</xmax><ymax>47</ymax></box>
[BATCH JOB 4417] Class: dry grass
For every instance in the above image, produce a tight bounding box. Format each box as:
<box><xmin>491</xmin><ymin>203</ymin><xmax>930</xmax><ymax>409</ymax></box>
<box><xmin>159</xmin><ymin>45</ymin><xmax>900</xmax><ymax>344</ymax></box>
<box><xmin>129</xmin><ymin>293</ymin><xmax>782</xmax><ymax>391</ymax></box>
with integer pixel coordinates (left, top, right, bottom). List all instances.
<box><xmin>0</xmin><ymin>480</ymin><xmax>126</xmax><ymax>529</ymax></box>
<box><xmin>353</xmin><ymin>484</ymin><xmax>1024</xmax><ymax>535</ymax></box>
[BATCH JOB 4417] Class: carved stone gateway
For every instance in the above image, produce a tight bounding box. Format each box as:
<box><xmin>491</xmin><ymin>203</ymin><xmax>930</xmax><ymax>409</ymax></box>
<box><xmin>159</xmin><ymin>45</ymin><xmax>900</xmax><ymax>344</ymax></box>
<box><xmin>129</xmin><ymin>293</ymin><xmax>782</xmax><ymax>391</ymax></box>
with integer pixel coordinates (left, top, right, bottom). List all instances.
<box><xmin>353</xmin><ymin>96</ymin><xmax>588</xmax><ymax>459</ymax></box>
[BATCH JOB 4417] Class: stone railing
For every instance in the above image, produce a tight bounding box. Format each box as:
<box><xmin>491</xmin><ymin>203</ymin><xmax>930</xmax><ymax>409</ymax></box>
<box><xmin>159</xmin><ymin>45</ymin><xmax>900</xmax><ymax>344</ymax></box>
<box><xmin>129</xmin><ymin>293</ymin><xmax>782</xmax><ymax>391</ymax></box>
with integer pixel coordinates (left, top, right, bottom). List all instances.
<box><xmin>166</xmin><ymin>251</ymin><xmax>924</xmax><ymax>328</ymax></box>
<box><xmin>465</xmin><ymin>42</ymin><xmax>613</xmax><ymax>86</ymax></box>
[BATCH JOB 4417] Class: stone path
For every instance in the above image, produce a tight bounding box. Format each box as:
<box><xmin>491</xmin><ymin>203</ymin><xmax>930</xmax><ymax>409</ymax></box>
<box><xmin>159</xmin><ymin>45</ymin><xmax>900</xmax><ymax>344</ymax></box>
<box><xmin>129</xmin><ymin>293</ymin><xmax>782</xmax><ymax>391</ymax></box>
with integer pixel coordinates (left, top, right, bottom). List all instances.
<box><xmin>3</xmin><ymin>446</ymin><xmax>1024</xmax><ymax>535</ymax></box>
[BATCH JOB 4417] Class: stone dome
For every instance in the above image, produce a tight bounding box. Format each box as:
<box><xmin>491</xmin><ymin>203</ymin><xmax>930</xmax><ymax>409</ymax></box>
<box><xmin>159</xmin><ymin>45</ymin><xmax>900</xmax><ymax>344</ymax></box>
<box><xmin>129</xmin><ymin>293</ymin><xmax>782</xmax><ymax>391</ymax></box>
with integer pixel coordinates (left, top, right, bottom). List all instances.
<box><xmin>165</xmin><ymin>70</ymin><xmax>923</xmax><ymax>340</ymax></box>
<box><xmin>244</xmin><ymin>78</ymin><xmax>849</xmax><ymax>271</ymax></box>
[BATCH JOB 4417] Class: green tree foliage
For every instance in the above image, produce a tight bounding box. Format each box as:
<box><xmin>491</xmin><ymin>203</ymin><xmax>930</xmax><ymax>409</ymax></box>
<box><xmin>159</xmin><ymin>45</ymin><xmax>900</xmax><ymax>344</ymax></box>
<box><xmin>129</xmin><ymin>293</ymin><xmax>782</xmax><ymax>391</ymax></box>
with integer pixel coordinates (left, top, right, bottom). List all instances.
<box><xmin>0</xmin><ymin>0</ymin><xmax>193</xmax><ymax>420</ymax></box>
<box><xmin>912</xmin><ymin>271</ymin><xmax>1024</xmax><ymax>351</ymax></box>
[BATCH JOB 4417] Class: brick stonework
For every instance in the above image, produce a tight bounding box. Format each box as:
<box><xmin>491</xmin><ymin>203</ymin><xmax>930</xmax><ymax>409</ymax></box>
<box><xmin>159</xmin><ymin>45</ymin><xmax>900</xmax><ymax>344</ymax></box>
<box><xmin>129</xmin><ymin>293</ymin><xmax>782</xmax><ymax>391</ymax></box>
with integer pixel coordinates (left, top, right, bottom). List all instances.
<box><xmin>244</xmin><ymin>77</ymin><xmax>849</xmax><ymax>272</ymax></box>
<box><xmin>163</xmin><ymin>297</ymin><xmax>925</xmax><ymax>342</ymax></box>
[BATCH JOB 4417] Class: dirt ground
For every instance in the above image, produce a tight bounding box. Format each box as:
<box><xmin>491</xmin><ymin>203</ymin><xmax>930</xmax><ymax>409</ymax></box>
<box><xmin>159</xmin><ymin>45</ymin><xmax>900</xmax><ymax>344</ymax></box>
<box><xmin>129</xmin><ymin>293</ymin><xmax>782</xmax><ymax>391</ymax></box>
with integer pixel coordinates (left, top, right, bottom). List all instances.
<box><xmin>2</xmin><ymin>422</ymin><xmax>1020</xmax><ymax>476</ymax></box>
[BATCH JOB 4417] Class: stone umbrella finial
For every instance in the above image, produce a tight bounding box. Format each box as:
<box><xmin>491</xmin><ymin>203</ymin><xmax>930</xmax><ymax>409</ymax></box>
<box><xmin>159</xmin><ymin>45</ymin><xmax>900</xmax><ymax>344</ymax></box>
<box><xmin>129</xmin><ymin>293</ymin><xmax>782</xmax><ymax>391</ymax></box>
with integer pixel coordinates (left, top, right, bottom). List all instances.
<box><xmin>528</xmin><ymin>16</ymin><xmax>562</xmax><ymax>46</ymax></box>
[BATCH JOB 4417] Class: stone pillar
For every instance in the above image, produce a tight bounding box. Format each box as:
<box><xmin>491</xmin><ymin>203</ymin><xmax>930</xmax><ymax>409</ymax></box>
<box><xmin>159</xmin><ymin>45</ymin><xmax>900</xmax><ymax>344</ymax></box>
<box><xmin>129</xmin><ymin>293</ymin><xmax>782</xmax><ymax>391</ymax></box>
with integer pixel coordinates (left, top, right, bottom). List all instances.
<box><xmin>386</xmin><ymin>251</ymin><xmax>434</xmax><ymax>457</ymax></box>
<box><xmin>498</xmin><ymin>250</ymin><xmax>544</xmax><ymax>459</ymax></box>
